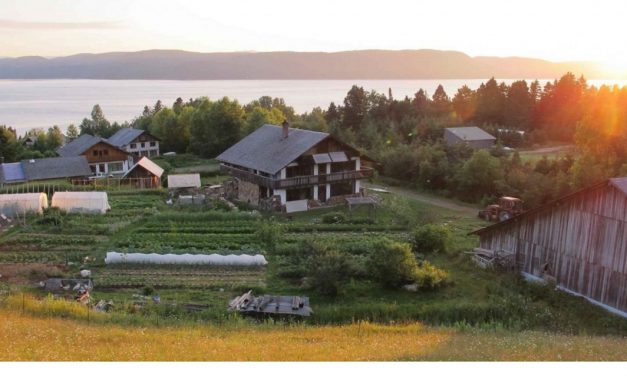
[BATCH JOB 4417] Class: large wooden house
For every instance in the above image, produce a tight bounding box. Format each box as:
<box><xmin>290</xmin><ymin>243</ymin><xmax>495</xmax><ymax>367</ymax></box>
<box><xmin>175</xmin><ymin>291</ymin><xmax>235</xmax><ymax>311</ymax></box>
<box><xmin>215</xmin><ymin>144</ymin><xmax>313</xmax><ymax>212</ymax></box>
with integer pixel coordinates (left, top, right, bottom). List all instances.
<box><xmin>217</xmin><ymin>122</ymin><xmax>375</xmax><ymax>212</ymax></box>
<box><xmin>473</xmin><ymin>177</ymin><xmax>627</xmax><ymax>316</ymax></box>
<box><xmin>107</xmin><ymin>128</ymin><xmax>160</xmax><ymax>160</ymax></box>
<box><xmin>57</xmin><ymin>134</ymin><xmax>133</xmax><ymax>176</ymax></box>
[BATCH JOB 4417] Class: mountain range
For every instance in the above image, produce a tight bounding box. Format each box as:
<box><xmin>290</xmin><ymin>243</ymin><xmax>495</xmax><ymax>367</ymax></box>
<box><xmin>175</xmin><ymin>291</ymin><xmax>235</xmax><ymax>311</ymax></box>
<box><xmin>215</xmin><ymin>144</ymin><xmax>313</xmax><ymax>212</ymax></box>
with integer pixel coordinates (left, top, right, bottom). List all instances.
<box><xmin>0</xmin><ymin>49</ymin><xmax>607</xmax><ymax>80</ymax></box>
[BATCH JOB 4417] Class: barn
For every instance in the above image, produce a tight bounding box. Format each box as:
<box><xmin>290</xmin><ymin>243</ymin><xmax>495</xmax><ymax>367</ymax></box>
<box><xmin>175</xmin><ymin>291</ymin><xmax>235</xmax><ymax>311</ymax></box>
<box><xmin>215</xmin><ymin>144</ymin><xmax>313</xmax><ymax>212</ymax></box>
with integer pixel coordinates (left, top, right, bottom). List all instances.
<box><xmin>444</xmin><ymin>127</ymin><xmax>496</xmax><ymax>149</ymax></box>
<box><xmin>472</xmin><ymin>177</ymin><xmax>627</xmax><ymax>316</ymax></box>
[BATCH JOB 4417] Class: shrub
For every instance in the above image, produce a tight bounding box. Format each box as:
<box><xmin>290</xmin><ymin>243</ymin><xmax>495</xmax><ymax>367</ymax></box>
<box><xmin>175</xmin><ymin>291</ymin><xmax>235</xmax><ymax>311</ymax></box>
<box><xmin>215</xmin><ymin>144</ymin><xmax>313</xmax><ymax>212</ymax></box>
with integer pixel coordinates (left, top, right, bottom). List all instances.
<box><xmin>412</xmin><ymin>224</ymin><xmax>451</xmax><ymax>253</ymax></box>
<box><xmin>255</xmin><ymin>221</ymin><xmax>284</xmax><ymax>253</ymax></box>
<box><xmin>304</xmin><ymin>242</ymin><xmax>353</xmax><ymax>296</ymax></box>
<box><xmin>414</xmin><ymin>261</ymin><xmax>448</xmax><ymax>289</ymax></box>
<box><xmin>367</xmin><ymin>240</ymin><xmax>419</xmax><ymax>288</ymax></box>
<box><xmin>321</xmin><ymin>212</ymin><xmax>347</xmax><ymax>224</ymax></box>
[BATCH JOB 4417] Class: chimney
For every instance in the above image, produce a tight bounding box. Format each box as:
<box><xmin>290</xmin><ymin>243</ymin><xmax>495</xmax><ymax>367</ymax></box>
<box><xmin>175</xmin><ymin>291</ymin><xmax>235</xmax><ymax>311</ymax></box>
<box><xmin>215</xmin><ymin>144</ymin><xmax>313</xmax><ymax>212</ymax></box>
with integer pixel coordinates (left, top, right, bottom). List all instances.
<box><xmin>281</xmin><ymin>120</ymin><xmax>289</xmax><ymax>139</ymax></box>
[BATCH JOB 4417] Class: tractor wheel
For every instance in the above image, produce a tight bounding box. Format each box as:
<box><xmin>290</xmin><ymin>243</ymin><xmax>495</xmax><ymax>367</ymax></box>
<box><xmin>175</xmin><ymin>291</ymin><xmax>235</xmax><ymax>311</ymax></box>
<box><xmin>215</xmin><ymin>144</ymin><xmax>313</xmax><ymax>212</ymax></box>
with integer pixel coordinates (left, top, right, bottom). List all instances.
<box><xmin>499</xmin><ymin>211</ymin><xmax>512</xmax><ymax>221</ymax></box>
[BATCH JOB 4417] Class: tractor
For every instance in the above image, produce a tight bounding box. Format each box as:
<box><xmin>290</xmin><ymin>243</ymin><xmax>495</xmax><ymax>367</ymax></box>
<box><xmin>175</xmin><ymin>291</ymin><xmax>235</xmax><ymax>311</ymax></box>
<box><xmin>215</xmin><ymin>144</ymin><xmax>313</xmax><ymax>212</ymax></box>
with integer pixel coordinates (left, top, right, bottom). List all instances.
<box><xmin>478</xmin><ymin>196</ymin><xmax>524</xmax><ymax>222</ymax></box>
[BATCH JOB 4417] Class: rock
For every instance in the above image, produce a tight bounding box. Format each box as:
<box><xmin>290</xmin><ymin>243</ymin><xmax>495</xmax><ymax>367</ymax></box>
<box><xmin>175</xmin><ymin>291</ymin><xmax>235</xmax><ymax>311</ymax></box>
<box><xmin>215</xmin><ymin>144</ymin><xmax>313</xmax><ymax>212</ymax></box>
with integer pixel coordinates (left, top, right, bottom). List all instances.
<box><xmin>402</xmin><ymin>284</ymin><xmax>419</xmax><ymax>292</ymax></box>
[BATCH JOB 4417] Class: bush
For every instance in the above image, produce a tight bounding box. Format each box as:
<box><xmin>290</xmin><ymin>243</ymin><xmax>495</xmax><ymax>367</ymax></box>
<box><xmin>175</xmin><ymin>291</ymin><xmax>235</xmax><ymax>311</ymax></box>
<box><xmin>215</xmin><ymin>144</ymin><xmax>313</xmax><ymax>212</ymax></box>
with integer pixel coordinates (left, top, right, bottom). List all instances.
<box><xmin>321</xmin><ymin>212</ymin><xmax>347</xmax><ymax>224</ymax></box>
<box><xmin>255</xmin><ymin>221</ymin><xmax>284</xmax><ymax>253</ymax></box>
<box><xmin>304</xmin><ymin>242</ymin><xmax>353</xmax><ymax>296</ymax></box>
<box><xmin>367</xmin><ymin>240</ymin><xmax>419</xmax><ymax>288</ymax></box>
<box><xmin>414</xmin><ymin>261</ymin><xmax>448</xmax><ymax>289</ymax></box>
<box><xmin>412</xmin><ymin>224</ymin><xmax>451</xmax><ymax>253</ymax></box>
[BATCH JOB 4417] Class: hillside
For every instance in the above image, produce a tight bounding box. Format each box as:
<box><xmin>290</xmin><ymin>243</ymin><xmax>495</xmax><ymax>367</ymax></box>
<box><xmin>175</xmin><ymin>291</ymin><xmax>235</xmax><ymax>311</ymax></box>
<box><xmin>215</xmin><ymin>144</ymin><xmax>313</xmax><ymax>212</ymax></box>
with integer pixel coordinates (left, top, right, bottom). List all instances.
<box><xmin>0</xmin><ymin>49</ymin><xmax>605</xmax><ymax>80</ymax></box>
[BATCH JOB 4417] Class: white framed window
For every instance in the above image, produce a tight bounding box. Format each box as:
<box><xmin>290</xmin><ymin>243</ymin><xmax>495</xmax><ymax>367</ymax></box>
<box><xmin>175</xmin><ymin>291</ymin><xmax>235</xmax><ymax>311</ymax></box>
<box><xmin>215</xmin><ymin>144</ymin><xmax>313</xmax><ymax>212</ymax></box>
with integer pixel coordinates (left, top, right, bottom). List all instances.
<box><xmin>108</xmin><ymin>162</ymin><xmax>124</xmax><ymax>172</ymax></box>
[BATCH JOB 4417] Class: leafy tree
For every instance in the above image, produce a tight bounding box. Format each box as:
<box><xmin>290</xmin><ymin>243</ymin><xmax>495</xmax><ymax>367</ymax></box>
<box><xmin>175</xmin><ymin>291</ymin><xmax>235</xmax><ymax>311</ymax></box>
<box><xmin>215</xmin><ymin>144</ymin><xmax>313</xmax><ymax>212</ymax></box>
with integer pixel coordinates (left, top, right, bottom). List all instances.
<box><xmin>452</xmin><ymin>85</ymin><xmax>476</xmax><ymax>122</ymax></box>
<box><xmin>65</xmin><ymin>124</ymin><xmax>78</xmax><ymax>139</ymax></box>
<box><xmin>189</xmin><ymin>97</ymin><xmax>244</xmax><ymax>158</ymax></box>
<box><xmin>412</xmin><ymin>224</ymin><xmax>451</xmax><ymax>253</ymax></box>
<box><xmin>0</xmin><ymin>125</ymin><xmax>19</xmax><ymax>162</ymax></box>
<box><xmin>431</xmin><ymin>85</ymin><xmax>451</xmax><ymax>116</ymax></box>
<box><xmin>342</xmin><ymin>85</ymin><xmax>368</xmax><ymax>131</ymax></box>
<box><xmin>454</xmin><ymin>149</ymin><xmax>503</xmax><ymax>201</ymax></box>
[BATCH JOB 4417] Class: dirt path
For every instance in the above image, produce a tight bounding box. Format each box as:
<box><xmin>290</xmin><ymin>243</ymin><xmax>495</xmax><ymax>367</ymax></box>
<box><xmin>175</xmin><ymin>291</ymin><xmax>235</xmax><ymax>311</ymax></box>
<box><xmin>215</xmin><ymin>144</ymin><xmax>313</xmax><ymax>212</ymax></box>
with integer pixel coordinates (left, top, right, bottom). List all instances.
<box><xmin>363</xmin><ymin>183</ymin><xmax>479</xmax><ymax>217</ymax></box>
<box><xmin>520</xmin><ymin>144</ymin><xmax>574</xmax><ymax>155</ymax></box>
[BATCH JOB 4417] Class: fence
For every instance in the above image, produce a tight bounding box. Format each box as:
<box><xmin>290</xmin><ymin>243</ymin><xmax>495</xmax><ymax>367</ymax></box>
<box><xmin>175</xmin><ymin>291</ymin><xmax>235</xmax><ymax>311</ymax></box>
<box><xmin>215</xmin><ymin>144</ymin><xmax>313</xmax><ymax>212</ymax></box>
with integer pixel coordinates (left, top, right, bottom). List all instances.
<box><xmin>0</xmin><ymin>178</ymin><xmax>162</xmax><ymax>196</ymax></box>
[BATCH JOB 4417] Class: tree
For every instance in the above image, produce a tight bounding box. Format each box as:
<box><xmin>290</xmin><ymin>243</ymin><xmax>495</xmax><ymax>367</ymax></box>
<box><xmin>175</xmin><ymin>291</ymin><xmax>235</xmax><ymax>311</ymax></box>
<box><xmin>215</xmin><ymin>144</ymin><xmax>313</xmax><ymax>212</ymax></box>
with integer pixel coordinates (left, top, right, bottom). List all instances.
<box><xmin>454</xmin><ymin>149</ymin><xmax>503</xmax><ymax>201</ymax></box>
<box><xmin>189</xmin><ymin>97</ymin><xmax>244</xmax><ymax>158</ymax></box>
<box><xmin>412</xmin><ymin>89</ymin><xmax>430</xmax><ymax>114</ymax></box>
<box><xmin>475</xmin><ymin>78</ymin><xmax>506</xmax><ymax>125</ymax></box>
<box><xmin>0</xmin><ymin>125</ymin><xmax>19</xmax><ymax>162</ymax></box>
<box><xmin>244</xmin><ymin>106</ymin><xmax>285</xmax><ymax>135</ymax></box>
<box><xmin>452</xmin><ymin>85</ymin><xmax>476</xmax><ymax>122</ymax></box>
<box><xmin>431</xmin><ymin>85</ymin><xmax>451</xmax><ymax>116</ymax></box>
<box><xmin>80</xmin><ymin>104</ymin><xmax>116</xmax><ymax>137</ymax></box>
<box><xmin>66</xmin><ymin>124</ymin><xmax>78</xmax><ymax>139</ymax></box>
<box><xmin>342</xmin><ymin>85</ymin><xmax>368</xmax><ymax>131</ymax></box>
<box><xmin>505</xmin><ymin>80</ymin><xmax>533</xmax><ymax>130</ymax></box>
<box><xmin>45</xmin><ymin>126</ymin><xmax>64</xmax><ymax>151</ymax></box>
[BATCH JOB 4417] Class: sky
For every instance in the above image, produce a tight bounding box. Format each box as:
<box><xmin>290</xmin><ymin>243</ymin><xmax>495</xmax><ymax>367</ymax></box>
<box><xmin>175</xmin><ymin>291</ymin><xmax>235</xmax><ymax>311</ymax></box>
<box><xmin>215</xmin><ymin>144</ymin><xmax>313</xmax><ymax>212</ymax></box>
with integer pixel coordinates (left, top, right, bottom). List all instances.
<box><xmin>1</xmin><ymin>0</ymin><xmax>626</xmax><ymax>72</ymax></box>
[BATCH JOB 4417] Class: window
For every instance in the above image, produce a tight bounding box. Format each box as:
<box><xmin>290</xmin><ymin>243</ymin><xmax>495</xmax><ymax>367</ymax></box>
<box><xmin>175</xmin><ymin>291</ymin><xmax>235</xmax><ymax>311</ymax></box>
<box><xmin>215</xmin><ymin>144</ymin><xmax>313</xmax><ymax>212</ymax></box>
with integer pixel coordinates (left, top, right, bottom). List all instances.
<box><xmin>130</xmin><ymin>143</ymin><xmax>136</xmax><ymax>149</ymax></box>
<box><xmin>108</xmin><ymin>162</ymin><xmax>124</xmax><ymax>172</ymax></box>
<box><xmin>93</xmin><ymin>150</ymin><xmax>98</xmax><ymax>157</ymax></box>
<box><xmin>150</xmin><ymin>141</ymin><xmax>156</xmax><ymax>147</ymax></box>
<box><xmin>141</xmin><ymin>142</ymin><xmax>145</xmax><ymax>148</ymax></box>
<box><xmin>103</xmin><ymin>149</ymin><xmax>109</xmax><ymax>156</ymax></box>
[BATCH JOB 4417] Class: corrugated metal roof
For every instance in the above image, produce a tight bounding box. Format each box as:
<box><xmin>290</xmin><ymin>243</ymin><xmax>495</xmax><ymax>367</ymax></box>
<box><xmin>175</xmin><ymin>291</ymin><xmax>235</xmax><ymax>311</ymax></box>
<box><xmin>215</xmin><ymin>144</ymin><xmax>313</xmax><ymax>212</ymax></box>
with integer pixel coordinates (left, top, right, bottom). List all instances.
<box><xmin>124</xmin><ymin>157</ymin><xmax>164</xmax><ymax>178</ymax></box>
<box><xmin>56</xmin><ymin>134</ymin><xmax>105</xmax><ymax>156</ymax></box>
<box><xmin>446</xmin><ymin>127</ymin><xmax>496</xmax><ymax>141</ymax></box>
<box><xmin>107</xmin><ymin>128</ymin><xmax>145</xmax><ymax>147</ymax></box>
<box><xmin>168</xmin><ymin>174</ymin><xmax>201</xmax><ymax>188</ymax></box>
<box><xmin>216</xmin><ymin>124</ymin><xmax>329</xmax><ymax>175</ymax></box>
<box><xmin>21</xmin><ymin>156</ymin><xmax>92</xmax><ymax>181</ymax></box>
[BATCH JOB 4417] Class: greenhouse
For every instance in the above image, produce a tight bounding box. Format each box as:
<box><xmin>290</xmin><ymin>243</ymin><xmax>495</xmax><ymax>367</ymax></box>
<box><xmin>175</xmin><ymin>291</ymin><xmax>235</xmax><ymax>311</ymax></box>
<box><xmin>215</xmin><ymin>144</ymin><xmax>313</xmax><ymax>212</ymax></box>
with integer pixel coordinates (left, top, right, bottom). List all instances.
<box><xmin>0</xmin><ymin>193</ymin><xmax>48</xmax><ymax>217</ymax></box>
<box><xmin>51</xmin><ymin>191</ymin><xmax>111</xmax><ymax>214</ymax></box>
<box><xmin>104</xmin><ymin>252</ymin><xmax>268</xmax><ymax>266</ymax></box>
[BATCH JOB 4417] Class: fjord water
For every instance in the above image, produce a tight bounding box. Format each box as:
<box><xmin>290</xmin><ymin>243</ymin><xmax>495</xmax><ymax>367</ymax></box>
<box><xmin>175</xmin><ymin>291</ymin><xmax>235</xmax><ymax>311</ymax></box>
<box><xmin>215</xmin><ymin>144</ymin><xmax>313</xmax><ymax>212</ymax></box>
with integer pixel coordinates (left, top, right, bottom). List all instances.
<box><xmin>2</xmin><ymin>79</ymin><xmax>626</xmax><ymax>134</ymax></box>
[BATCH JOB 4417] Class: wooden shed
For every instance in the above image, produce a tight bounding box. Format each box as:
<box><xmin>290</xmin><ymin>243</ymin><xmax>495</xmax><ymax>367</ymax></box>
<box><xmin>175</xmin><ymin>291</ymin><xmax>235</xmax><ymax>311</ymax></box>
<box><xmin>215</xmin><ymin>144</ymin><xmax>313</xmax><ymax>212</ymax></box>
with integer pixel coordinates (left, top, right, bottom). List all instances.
<box><xmin>472</xmin><ymin>177</ymin><xmax>627</xmax><ymax>316</ymax></box>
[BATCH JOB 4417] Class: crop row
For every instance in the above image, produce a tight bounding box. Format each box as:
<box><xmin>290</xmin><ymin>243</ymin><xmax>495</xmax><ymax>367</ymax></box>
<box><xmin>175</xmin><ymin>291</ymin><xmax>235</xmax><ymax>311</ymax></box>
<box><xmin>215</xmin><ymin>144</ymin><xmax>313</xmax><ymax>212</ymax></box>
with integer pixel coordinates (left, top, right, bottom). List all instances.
<box><xmin>0</xmin><ymin>234</ymin><xmax>105</xmax><ymax>247</ymax></box>
<box><xmin>0</xmin><ymin>251</ymin><xmax>89</xmax><ymax>263</ymax></box>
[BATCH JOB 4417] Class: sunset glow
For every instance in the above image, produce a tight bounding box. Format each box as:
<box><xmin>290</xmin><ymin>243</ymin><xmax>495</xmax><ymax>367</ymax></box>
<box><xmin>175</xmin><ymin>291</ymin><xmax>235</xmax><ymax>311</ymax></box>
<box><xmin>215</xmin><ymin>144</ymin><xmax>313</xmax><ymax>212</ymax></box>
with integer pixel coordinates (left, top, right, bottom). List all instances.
<box><xmin>0</xmin><ymin>0</ymin><xmax>626</xmax><ymax>76</ymax></box>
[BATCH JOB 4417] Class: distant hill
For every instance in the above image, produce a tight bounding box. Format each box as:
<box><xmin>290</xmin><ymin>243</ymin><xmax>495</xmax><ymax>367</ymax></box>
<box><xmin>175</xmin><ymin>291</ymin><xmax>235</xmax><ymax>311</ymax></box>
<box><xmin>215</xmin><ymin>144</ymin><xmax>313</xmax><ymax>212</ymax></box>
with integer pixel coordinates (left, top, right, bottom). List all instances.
<box><xmin>0</xmin><ymin>49</ymin><xmax>606</xmax><ymax>79</ymax></box>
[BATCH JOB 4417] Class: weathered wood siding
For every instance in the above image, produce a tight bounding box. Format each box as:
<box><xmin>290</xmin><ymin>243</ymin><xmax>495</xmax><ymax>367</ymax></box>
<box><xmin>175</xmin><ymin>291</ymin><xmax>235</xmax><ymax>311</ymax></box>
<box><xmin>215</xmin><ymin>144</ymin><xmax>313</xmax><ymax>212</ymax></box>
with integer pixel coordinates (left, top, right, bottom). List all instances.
<box><xmin>479</xmin><ymin>183</ymin><xmax>627</xmax><ymax>314</ymax></box>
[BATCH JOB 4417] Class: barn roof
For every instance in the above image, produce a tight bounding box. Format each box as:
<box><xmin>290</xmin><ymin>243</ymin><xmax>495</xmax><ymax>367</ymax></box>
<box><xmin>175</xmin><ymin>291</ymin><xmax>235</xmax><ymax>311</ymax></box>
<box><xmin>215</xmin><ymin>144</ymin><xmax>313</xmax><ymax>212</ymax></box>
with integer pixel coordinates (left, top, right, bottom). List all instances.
<box><xmin>21</xmin><ymin>156</ymin><xmax>92</xmax><ymax>181</ymax></box>
<box><xmin>107</xmin><ymin>128</ymin><xmax>146</xmax><ymax>147</ymax></box>
<box><xmin>216</xmin><ymin>124</ymin><xmax>329</xmax><ymax>175</ymax></box>
<box><xmin>56</xmin><ymin>134</ymin><xmax>108</xmax><ymax>156</ymax></box>
<box><xmin>446</xmin><ymin>127</ymin><xmax>496</xmax><ymax>141</ymax></box>
<box><xmin>123</xmin><ymin>157</ymin><xmax>164</xmax><ymax>178</ymax></box>
<box><xmin>167</xmin><ymin>173</ymin><xmax>201</xmax><ymax>189</ymax></box>
<box><xmin>1</xmin><ymin>157</ymin><xmax>92</xmax><ymax>184</ymax></box>
<box><xmin>471</xmin><ymin>177</ymin><xmax>626</xmax><ymax>236</ymax></box>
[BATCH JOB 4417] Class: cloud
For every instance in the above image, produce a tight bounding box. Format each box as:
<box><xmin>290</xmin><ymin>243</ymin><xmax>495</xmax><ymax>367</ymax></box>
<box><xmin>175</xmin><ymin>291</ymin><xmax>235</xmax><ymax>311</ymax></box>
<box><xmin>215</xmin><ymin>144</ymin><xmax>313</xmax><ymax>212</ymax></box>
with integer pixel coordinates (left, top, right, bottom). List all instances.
<box><xmin>0</xmin><ymin>19</ymin><xmax>124</xmax><ymax>30</ymax></box>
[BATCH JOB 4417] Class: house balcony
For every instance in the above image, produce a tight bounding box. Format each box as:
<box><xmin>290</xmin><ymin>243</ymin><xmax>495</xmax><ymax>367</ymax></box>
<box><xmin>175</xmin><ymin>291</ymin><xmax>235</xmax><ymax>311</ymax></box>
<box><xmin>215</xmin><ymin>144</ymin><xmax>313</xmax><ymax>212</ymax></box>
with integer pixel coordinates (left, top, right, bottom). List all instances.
<box><xmin>220</xmin><ymin>164</ymin><xmax>374</xmax><ymax>190</ymax></box>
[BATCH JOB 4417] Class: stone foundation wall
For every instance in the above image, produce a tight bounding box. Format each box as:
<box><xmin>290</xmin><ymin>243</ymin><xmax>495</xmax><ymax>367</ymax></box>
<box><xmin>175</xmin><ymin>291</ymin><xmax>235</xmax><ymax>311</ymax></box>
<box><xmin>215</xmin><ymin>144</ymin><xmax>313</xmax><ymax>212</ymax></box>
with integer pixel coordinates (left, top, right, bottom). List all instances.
<box><xmin>237</xmin><ymin>179</ymin><xmax>260</xmax><ymax>205</ymax></box>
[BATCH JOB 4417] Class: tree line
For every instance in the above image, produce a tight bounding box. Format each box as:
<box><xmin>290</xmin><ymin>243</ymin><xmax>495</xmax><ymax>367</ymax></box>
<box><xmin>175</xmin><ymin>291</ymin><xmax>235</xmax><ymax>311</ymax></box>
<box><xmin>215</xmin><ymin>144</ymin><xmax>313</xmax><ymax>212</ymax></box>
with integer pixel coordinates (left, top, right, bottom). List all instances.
<box><xmin>1</xmin><ymin>73</ymin><xmax>625</xmax><ymax>209</ymax></box>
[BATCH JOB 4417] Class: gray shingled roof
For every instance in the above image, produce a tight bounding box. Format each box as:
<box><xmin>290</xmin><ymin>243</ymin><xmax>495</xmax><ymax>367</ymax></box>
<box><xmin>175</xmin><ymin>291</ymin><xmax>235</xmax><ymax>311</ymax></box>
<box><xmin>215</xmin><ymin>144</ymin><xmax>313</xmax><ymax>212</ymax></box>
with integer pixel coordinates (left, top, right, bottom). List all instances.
<box><xmin>56</xmin><ymin>134</ymin><xmax>105</xmax><ymax>157</ymax></box>
<box><xmin>446</xmin><ymin>127</ymin><xmax>496</xmax><ymax>141</ymax></box>
<box><xmin>21</xmin><ymin>156</ymin><xmax>92</xmax><ymax>181</ymax></box>
<box><xmin>216</xmin><ymin>125</ymin><xmax>329</xmax><ymax>175</ymax></box>
<box><xmin>107</xmin><ymin>128</ymin><xmax>145</xmax><ymax>147</ymax></box>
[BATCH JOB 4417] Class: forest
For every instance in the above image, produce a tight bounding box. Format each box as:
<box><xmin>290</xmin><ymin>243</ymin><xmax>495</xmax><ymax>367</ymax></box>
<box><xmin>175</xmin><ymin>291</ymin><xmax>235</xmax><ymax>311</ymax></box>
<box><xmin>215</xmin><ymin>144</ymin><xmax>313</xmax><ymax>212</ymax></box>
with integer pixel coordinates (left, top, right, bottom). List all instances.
<box><xmin>1</xmin><ymin>73</ymin><xmax>626</xmax><ymax>207</ymax></box>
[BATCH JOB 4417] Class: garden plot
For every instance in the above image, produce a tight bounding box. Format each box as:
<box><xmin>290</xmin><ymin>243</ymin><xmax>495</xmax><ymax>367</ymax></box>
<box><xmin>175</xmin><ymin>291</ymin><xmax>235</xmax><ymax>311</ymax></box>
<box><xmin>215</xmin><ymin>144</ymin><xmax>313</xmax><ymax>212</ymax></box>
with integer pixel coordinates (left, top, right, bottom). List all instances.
<box><xmin>93</xmin><ymin>265</ymin><xmax>267</xmax><ymax>289</ymax></box>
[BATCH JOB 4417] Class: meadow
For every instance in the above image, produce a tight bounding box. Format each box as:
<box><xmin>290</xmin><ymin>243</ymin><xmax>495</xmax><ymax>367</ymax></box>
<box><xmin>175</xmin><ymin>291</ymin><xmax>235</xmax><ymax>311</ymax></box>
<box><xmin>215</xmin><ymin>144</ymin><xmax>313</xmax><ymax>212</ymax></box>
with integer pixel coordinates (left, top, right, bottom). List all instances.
<box><xmin>0</xmin><ymin>167</ymin><xmax>626</xmax><ymax>360</ymax></box>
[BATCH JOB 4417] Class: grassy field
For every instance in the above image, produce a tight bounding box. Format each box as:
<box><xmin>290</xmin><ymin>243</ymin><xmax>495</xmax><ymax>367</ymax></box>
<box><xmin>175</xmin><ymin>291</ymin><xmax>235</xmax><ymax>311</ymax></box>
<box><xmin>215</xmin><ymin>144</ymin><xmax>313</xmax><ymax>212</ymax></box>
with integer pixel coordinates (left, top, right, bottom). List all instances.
<box><xmin>0</xmin><ymin>172</ymin><xmax>625</xmax><ymax>360</ymax></box>
<box><xmin>0</xmin><ymin>308</ymin><xmax>624</xmax><ymax>361</ymax></box>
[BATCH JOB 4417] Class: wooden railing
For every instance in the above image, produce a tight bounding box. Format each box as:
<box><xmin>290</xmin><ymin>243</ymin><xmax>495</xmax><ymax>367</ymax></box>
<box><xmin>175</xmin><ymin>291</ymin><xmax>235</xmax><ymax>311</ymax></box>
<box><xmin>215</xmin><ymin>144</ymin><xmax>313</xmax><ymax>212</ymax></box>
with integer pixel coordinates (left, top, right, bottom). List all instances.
<box><xmin>220</xmin><ymin>164</ymin><xmax>374</xmax><ymax>189</ymax></box>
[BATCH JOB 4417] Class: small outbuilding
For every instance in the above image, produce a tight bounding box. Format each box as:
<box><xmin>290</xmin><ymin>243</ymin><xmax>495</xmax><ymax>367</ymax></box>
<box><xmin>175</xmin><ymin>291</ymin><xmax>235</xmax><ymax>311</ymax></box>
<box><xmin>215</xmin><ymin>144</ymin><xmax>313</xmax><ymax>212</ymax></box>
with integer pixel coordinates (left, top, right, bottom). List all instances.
<box><xmin>123</xmin><ymin>157</ymin><xmax>164</xmax><ymax>188</ymax></box>
<box><xmin>51</xmin><ymin>191</ymin><xmax>110</xmax><ymax>214</ymax></box>
<box><xmin>444</xmin><ymin>127</ymin><xmax>496</xmax><ymax>149</ymax></box>
<box><xmin>0</xmin><ymin>193</ymin><xmax>48</xmax><ymax>217</ymax></box>
<box><xmin>167</xmin><ymin>174</ymin><xmax>201</xmax><ymax>189</ymax></box>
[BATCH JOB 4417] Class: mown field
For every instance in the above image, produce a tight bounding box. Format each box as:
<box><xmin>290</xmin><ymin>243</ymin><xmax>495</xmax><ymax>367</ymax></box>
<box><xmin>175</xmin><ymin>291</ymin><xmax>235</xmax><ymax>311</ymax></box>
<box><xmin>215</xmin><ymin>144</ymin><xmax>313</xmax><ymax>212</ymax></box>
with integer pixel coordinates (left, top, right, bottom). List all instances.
<box><xmin>0</xmin><ymin>166</ymin><xmax>625</xmax><ymax>360</ymax></box>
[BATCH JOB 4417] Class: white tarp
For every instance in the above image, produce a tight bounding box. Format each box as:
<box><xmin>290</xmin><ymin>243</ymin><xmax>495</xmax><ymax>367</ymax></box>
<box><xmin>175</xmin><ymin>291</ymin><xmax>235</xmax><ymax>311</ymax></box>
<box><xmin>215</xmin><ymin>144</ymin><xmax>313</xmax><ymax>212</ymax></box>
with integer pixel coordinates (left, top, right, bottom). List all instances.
<box><xmin>168</xmin><ymin>174</ymin><xmax>201</xmax><ymax>189</ymax></box>
<box><xmin>285</xmin><ymin>199</ymin><xmax>308</xmax><ymax>213</ymax></box>
<box><xmin>105</xmin><ymin>252</ymin><xmax>267</xmax><ymax>266</ymax></box>
<box><xmin>51</xmin><ymin>191</ymin><xmax>110</xmax><ymax>214</ymax></box>
<box><xmin>0</xmin><ymin>193</ymin><xmax>48</xmax><ymax>216</ymax></box>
